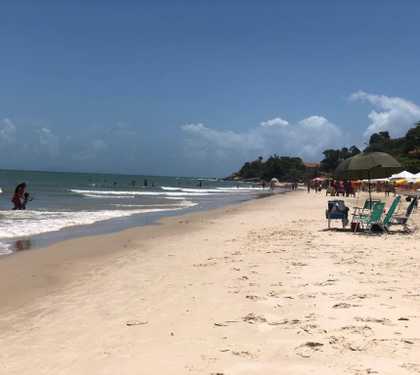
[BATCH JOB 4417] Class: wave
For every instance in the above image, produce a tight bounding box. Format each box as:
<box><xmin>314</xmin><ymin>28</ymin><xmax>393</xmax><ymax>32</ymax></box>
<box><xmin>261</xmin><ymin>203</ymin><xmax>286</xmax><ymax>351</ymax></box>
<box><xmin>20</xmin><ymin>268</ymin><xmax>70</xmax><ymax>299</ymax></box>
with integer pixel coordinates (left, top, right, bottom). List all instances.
<box><xmin>0</xmin><ymin>207</ymin><xmax>183</xmax><ymax>240</ymax></box>
<box><xmin>83</xmin><ymin>194</ymin><xmax>136</xmax><ymax>199</ymax></box>
<box><xmin>161</xmin><ymin>186</ymin><xmax>267</xmax><ymax>193</ymax></box>
<box><xmin>70</xmin><ymin>189</ymin><xmax>212</xmax><ymax>197</ymax></box>
<box><xmin>215</xmin><ymin>186</ymin><xmax>267</xmax><ymax>191</ymax></box>
<box><xmin>112</xmin><ymin>200</ymin><xmax>197</xmax><ymax>208</ymax></box>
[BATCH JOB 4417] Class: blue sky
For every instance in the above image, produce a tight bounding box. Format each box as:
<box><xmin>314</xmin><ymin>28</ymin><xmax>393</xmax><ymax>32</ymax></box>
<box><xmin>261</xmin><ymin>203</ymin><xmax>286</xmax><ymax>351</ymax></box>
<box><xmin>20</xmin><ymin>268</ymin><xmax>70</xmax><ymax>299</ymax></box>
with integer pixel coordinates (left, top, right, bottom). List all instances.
<box><xmin>1</xmin><ymin>1</ymin><xmax>420</xmax><ymax>177</ymax></box>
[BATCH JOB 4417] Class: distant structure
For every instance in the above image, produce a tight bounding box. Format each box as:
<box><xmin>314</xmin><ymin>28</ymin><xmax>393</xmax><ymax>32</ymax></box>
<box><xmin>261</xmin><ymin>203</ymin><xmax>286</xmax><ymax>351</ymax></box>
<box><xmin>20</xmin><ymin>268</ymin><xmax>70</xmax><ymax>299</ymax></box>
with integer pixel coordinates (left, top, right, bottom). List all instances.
<box><xmin>304</xmin><ymin>162</ymin><xmax>321</xmax><ymax>179</ymax></box>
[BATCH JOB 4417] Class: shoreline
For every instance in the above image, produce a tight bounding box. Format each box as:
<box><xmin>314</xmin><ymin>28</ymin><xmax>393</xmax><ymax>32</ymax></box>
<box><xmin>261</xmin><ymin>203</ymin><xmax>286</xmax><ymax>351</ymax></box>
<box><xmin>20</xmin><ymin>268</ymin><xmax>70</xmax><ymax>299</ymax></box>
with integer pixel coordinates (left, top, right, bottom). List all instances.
<box><xmin>1</xmin><ymin>190</ymin><xmax>419</xmax><ymax>374</ymax></box>
<box><xmin>0</xmin><ymin>190</ymin><xmax>285</xmax><ymax>315</ymax></box>
<box><xmin>0</xmin><ymin>188</ymin><xmax>283</xmax><ymax>256</ymax></box>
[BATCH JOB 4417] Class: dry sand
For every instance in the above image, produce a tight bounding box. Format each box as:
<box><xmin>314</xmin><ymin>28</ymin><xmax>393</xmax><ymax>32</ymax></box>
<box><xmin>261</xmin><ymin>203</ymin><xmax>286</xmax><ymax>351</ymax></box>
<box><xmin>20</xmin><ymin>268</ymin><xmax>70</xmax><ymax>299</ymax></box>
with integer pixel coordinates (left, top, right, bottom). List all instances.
<box><xmin>0</xmin><ymin>190</ymin><xmax>419</xmax><ymax>374</ymax></box>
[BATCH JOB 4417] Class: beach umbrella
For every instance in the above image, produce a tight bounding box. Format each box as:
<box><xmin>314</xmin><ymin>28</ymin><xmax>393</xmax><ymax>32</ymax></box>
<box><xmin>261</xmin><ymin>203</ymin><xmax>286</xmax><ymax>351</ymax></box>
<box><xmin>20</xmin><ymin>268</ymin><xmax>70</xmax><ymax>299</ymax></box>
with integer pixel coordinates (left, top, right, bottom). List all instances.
<box><xmin>335</xmin><ymin>152</ymin><xmax>402</xmax><ymax>203</ymax></box>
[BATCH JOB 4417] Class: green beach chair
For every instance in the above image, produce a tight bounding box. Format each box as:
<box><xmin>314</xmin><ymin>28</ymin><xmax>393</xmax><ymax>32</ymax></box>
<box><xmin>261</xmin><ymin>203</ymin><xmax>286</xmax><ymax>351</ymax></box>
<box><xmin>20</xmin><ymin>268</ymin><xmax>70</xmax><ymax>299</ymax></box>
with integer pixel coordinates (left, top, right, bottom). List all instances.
<box><xmin>351</xmin><ymin>199</ymin><xmax>381</xmax><ymax>223</ymax></box>
<box><xmin>380</xmin><ymin>195</ymin><xmax>401</xmax><ymax>232</ymax></box>
<box><xmin>390</xmin><ymin>196</ymin><xmax>418</xmax><ymax>232</ymax></box>
<box><xmin>352</xmin><ymin>201</ymin><xmax>385</xmax><ymax>232</ymax></box>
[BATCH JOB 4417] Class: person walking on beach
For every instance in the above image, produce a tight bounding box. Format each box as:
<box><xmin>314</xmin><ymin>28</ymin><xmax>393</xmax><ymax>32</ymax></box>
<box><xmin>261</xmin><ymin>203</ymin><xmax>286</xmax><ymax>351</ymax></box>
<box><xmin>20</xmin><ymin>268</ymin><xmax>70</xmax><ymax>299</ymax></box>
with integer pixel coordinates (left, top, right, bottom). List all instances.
<box><xmin>12</xmin><ymin>182</ymin><xmax>30</xmax><ymax>210</ymax></box>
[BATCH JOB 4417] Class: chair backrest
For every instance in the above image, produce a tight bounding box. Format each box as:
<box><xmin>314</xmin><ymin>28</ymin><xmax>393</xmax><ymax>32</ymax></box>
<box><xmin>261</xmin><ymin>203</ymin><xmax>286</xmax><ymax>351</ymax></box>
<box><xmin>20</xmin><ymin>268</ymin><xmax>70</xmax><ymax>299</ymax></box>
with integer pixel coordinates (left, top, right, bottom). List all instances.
<box><xmin>383</xmin><ymin>196</ymin><xmax>401</xmax><ymax>226</ymax></box>
<box><xmin>368</xmin><ymin>202</ymin><xmax>385</xmax><ymax>224</ymax></box>
<box><xmin>405</xmin><ymin>197</ymin><xmax>418</xmax><ymax>218</ymax></box>
<box><xmin>363</xmin><ymin>199</ymin><xmax>381</xmax><ymax>210</ymax></box>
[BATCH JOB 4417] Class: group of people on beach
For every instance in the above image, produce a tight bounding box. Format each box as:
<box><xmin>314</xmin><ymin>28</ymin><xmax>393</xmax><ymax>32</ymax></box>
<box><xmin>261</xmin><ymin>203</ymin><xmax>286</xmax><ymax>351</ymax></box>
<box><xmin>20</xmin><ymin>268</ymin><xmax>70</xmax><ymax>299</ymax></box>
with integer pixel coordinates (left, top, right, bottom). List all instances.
<box><xmin>307</xmin><ymin>179</ymin><xmax>355</xmax><ymax>197</ymax></box>
<box><xmin>307</xmin><ymin>178</ymin><xmax>397</xmax><ymax>198</ymax></box>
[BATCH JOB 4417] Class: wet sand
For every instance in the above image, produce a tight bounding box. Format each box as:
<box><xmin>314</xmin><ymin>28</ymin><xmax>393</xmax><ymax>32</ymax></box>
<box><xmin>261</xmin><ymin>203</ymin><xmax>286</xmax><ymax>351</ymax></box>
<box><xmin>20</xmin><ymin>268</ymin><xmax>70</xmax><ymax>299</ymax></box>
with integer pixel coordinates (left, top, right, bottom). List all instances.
<box><xmin>0</xmin><ymin>190</ymin><xmax>419</xmax><ymax>374</ymax></box>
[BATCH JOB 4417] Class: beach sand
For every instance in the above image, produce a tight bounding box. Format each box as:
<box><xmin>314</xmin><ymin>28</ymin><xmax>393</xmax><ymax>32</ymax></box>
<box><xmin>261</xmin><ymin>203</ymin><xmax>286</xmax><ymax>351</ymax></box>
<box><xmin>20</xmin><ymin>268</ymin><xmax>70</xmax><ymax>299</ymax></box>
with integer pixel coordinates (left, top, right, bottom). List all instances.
<box><xmin>0</xmin><ymin>190</ymin><xmax>419</xmax><ymax>374</ymax></box>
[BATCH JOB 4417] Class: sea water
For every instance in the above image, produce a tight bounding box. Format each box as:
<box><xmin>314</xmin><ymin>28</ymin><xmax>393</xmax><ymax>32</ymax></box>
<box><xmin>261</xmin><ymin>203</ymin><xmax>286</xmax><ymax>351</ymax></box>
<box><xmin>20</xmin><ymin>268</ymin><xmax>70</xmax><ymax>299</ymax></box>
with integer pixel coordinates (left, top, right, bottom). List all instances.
<box><xmin>0</xmin><ymin>169</ymin><xmax>271</xmax><ymax>255</ymax></box>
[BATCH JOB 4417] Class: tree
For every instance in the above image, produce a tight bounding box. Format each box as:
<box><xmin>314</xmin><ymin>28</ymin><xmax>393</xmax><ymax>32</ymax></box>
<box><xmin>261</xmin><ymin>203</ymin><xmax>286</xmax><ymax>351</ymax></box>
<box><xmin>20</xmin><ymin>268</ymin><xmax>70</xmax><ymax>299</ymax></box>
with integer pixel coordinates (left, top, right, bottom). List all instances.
<box><xmin>234</xmin><ymin>154</ymin><xmax>306</xmax><ymax>181</ymax></box>
<box><xmin>320</xmin><ymin>146</ymin><xmax>360</xmax><ymax>173</ymax></box>
<box><xmin>404</xmin><ymin>123</ymin><xmax>420</xmax><ymax>153</ymax></box>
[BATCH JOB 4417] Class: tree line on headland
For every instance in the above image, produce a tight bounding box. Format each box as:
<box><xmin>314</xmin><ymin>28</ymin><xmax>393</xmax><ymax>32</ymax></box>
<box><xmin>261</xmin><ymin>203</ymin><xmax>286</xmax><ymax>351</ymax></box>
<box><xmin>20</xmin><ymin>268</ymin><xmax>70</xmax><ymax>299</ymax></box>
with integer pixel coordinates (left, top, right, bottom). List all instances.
<box><xmin>227</xmin><ymin>121</ymin><xmax>420</xmax><ymax>181</ymax></box>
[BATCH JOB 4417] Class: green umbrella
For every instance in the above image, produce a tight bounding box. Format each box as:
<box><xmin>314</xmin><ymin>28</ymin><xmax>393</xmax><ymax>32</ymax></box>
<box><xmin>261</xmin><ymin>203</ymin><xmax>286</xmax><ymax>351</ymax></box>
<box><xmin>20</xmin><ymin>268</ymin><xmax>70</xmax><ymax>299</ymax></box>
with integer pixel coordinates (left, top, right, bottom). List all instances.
<box><xmin>335</xmin><ymin>152</ymin><xmax>402</xmax><ymax>203</ymax></box>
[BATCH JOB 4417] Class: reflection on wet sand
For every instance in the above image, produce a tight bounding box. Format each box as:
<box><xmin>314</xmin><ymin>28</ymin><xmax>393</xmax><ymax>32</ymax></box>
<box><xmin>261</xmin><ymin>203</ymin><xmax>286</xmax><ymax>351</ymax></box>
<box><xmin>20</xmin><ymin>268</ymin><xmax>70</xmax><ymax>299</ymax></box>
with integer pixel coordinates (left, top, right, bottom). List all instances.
<box><xmin>15</xmin><ymin>239</ymin><xmax>32</xmax><ymax>252</ymax></box>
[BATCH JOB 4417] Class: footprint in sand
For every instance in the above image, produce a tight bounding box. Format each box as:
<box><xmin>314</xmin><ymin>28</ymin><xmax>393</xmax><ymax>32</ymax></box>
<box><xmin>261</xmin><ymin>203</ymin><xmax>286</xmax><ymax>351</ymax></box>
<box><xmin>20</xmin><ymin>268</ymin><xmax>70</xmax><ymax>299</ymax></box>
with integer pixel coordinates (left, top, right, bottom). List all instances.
<box><xmin>231</xmin><ymin>350</ymin><xmax>257</xmax><ymax>359</ymax></box>
<box><xmin>214</xmin><ymin>320</ymin><xmax>240</xmax><ymax>327</ymax></box>
<box><xmin>332</xmin><ymin>302</ymin><xmax>360</xmax><ymax>309</ymax></box>
<box><xmin>401</xmin><ymin>363</ymin><xmax>420</xmax><ymax>373</ymax></box>
<box><xmin>316</xmin><ymin>278</ymin><xmax>338</xmax><ymax>286</ymax></box>
<box><xmin>295</xmin><ymin>341</ymin><xmax>324</xmax><ymax>358</ymax></box>
<box><xmin>267</xmin><ymin>290</ymin><xmax>282</xmax><ymax>298</ymax></box>
<box><xmin>340</xmin><ymin>325</ymin><xmax>373</xmax><ymax>337</ymax></box>
<box><xmin>328</xmin><ymin>335</ymin><xmax>367</xmax><ymax>352</ymax></box>
<box><xmin>193</xmin><ymin>262</ymin><xmax>217</xmax><ymax>267</ymax></box>
<box><xmin>354</xmin><ymin>316</ymin><xmax>392</xmax><ymax>325</ymax></box>
<box><xmin>242</xmin><ymin>313</ymin><xmax>267</xmax><ymax>324</ymax></box>
<box><xmin>298</xmin><ymin>323</ymin><xmax>328</xmax><ymax>335</ymax></box>
<box><xmin>245</xmin><ymin>295</ymin><xmax>265</xmax><ymax>301</ymax></box>
<box><xmin>291</xmin><ymin>261</ymin><xmax>308</xmax><ymax>267</ymax></box>
<box><xmin>126</xmin><ymin>320</ymin><xmax>148</xmax><ymax>326</ymax></box>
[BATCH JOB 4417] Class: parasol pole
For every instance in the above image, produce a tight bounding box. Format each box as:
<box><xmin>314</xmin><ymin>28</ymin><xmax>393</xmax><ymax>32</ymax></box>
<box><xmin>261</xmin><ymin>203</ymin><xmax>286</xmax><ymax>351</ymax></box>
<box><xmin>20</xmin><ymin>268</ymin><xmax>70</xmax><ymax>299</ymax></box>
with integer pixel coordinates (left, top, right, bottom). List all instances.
<box><xmin>368</xmin><ymin>169</ymin><xmax>372</xmax><ymax>208</ymax></box>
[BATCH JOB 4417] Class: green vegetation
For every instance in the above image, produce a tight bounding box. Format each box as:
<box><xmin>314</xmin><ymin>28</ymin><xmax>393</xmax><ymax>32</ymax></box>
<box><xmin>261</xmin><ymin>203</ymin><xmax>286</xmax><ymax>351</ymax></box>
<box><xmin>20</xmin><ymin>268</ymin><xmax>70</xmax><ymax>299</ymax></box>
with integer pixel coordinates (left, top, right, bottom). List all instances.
<box><xmin>231</xmin><ymin>121</ymin><xmax>420</xmax><ymax>181</ymax></box>
<box><xmin>320</xmin><ymin>146</ymin><xmax>361</xmax><ymax>172</ymax></box>
<box><xmin>321</xmin><ymin>122</ymin><xmax>420</xmax><ymax>173</ymax></box>
<box><xmin>230</xmin><ymin>155</ymin><xmax>306</xmax><ymax>181</ymax></box>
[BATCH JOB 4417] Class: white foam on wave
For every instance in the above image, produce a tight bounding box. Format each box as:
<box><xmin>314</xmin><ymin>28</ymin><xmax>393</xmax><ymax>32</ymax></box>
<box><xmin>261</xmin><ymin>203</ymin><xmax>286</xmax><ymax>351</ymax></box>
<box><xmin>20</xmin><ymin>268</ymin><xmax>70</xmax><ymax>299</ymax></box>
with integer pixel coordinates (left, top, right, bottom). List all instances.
<box><xmin>0</xmin><ymin>207</ymin><xmax>183</xmax><ymax>240</ymax></box>
<box><xmin>83</xmin><ymin>194</ymin><xmax>136</xmax><ymax>199</ymax></box>
<box><xmin>216</xmin><ymin>186</ymin><xmax>267</xmax><ymax>191</ymax></box>
<box><xmin>70</xmin><ymin>189</ymin><xmax>211</xmax><ymax>197</ymax></box>
<box><xmin>112</xmin><ymin>200</ymin><xmax>197</xmax><ymax>208</ymax></box>
<box><xmin>160</xmin><ymin>186</ymin><xmax>180</xmax><ymax>191</ymax></box>
<box><xmin>161</xmin><ymin>186</ymin><xmax>266</xmax><ymax>193</ymax></box>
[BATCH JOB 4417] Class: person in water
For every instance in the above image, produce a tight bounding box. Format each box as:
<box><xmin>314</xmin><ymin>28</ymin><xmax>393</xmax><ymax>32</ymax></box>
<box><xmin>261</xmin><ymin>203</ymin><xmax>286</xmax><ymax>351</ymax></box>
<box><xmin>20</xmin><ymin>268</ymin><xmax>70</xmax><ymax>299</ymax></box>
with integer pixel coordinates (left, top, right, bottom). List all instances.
<box><xmin>11</xmin><ymin>182</ymin><xmax>30</xmax><ymax>210</ymax></box>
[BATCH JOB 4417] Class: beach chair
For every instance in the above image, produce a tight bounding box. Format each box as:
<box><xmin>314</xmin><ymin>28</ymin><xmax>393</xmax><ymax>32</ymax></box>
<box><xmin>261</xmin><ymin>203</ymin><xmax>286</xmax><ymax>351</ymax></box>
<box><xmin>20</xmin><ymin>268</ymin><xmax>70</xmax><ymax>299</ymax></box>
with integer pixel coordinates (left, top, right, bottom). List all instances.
<box><xmin>326</xmin><ymin>200</ymin><xmax>349</xmax><ymax>229</ymax></box>
<box><xmin>389</xmin><ymin>196</ymin><xmax>418</xmax><ymax>232</ymax></box>
<box><xmin>352</xmin><ymin>202</ymin><xmax>385</xmax><ymax>232</ymax></box>
<box><xmin>380</xmin><ymin>195</ymin><xmax>401</xmax><ymax>232</ymax></box>
<box><xmin>351</xmin><ymin>199</ymin><xmax>381</xmax><ymax>221</ymax></box>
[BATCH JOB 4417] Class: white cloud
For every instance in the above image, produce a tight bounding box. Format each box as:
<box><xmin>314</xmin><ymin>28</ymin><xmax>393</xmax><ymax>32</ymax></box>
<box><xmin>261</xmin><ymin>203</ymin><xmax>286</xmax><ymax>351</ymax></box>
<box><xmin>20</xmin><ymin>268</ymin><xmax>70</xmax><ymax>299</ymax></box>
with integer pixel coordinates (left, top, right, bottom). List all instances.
<box><xmin>0</xmin><ymin>118</ymin><xmax>17</xmax><ymax>144</ymax></box>
<box><xmin>350</xmin><ymin>91</ymin><xmax>420</xmax><ymax>137</ymax></box>
<box><xmin>180</xmin><ymin>123</ymin><xmax>263</xmax><ymax>156</ymax></box>
<box><xmin>260</xmin><ymin>117</ymin><xmax>289</xmax><ymax>128</ymax></box>
<box><xmin>39</xmin><ymin>127</ymin><xmax>60</xmax><ymax>157</ymax></box>
<box><xmin>92</xmin><ymin>139</ymin><xmax>108</xmax><ymax>152</ymax></box>
<box><xmin>73</xmin><ymin>139</ymin><xmax>108</xmax><ymax>161</ymax></box>
<box><xmin>108</xmin><ymin>121</ymin><xmax>137</xmax><ymax>137</ymax></box>
<box><xmin>181</xmin><ymin>115</ymin><xmax>342</xmax><ymax>163</ymax></box>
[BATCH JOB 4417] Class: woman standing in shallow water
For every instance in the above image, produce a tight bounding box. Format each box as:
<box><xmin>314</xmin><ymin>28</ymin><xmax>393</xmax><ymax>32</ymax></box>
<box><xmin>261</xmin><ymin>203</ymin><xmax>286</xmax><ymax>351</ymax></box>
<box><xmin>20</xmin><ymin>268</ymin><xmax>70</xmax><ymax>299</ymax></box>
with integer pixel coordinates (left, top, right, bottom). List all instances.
<box><xmin>11</xmin><ymin>182</ymin><xmax>30</xmax><ymax>210</ymax></box>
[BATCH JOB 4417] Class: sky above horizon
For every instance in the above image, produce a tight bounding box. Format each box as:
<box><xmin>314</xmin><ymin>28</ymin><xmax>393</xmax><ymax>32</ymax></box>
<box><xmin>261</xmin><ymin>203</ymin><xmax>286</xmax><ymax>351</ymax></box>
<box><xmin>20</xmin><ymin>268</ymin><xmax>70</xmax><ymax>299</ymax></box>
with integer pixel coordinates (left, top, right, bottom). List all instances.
<box><xmin>1</xmin><ymin>1</ymin><xmax>420</xmax><ymax>177</ymax></box>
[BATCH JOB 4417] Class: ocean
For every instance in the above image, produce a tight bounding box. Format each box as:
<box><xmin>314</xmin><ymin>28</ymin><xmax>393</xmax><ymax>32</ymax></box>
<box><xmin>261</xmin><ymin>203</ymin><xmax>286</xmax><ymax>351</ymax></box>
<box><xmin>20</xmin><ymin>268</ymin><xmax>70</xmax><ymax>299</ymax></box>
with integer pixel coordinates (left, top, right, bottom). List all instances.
<box><xmin>0</xmin><ymin>169</ymin><xmax>271</xmax><ymax>255</ymax></box>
